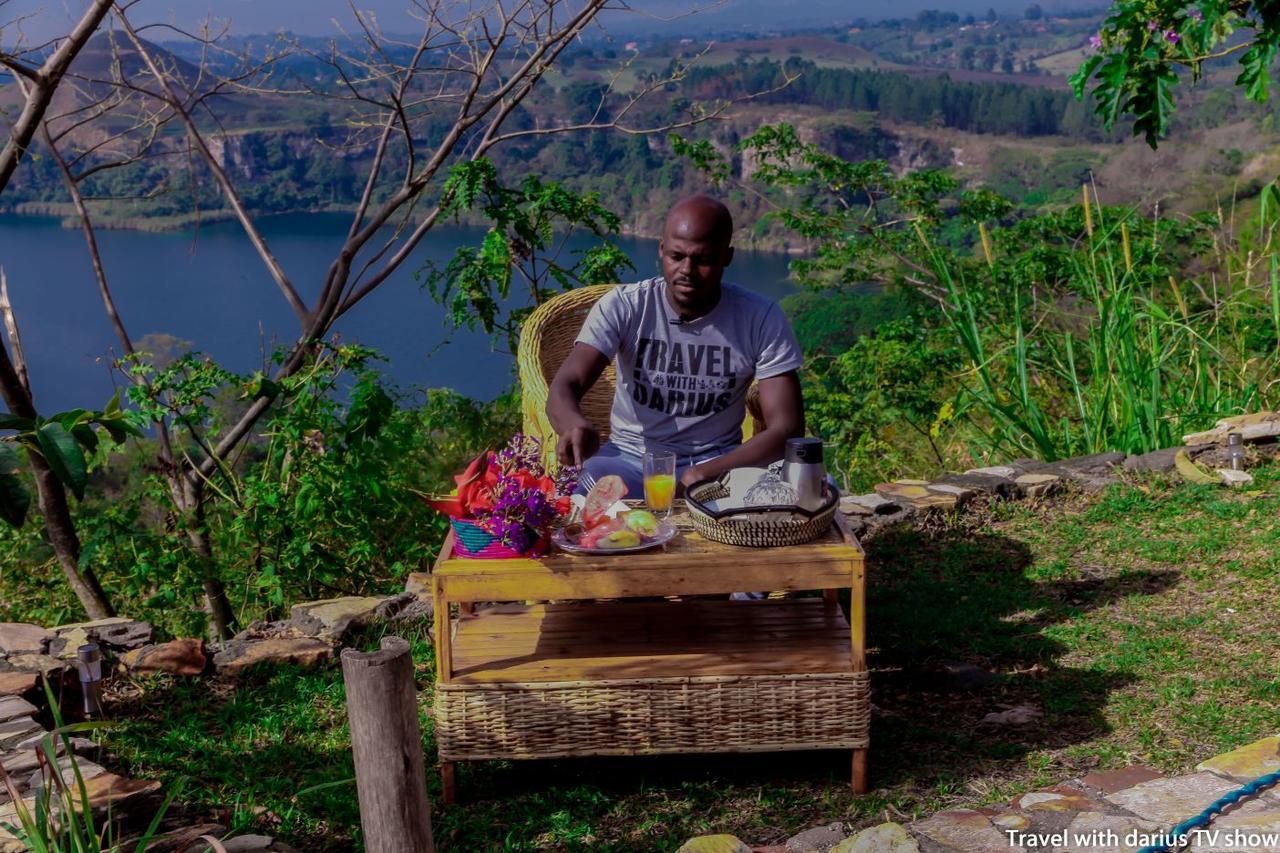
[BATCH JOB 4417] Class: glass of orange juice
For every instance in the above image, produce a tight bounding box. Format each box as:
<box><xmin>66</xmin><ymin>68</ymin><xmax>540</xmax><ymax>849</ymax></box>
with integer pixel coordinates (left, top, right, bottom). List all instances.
<box><xmin>643</xmin><ymin>450</ymin><xmax>677</xmax><ymax>518</ymax></box>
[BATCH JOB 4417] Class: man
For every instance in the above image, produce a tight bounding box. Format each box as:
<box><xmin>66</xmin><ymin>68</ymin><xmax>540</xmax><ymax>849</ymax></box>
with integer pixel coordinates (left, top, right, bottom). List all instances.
<box><xmin>546</xmin><ymin>195</ymin><xmax>805</xmax><ymax>496</ymax></box>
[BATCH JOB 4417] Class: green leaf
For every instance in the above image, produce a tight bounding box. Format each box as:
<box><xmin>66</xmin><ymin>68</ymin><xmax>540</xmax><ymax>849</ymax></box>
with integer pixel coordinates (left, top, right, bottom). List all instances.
<box><xmin>0</xmin><ymin>443</ymin><xmax>30</xmax><ymax>528</ymax></box>
<box><xmin>35</xmin><ymin>422</ymin><xmax>88</xmax><ymax>500</ymax></box>
<box><xmin>103</xmin><ymin>388</ymin><xmax>121</xmax><ymax>416</ymax></box>
<box><xmin>70</xmin><ymin>423</ymin><xmax>99</xmax><ymax>455</ymax></box>
<box><xmin>0</xmin><ymin>412</ymin><xmax>34</xmax><ymax>432</ymax></box>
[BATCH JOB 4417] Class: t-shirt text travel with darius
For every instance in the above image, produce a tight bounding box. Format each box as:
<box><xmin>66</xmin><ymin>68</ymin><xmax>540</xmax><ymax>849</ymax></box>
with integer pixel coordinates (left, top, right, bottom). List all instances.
<box><xmin>576</xmin><ymin>277</ymin><xmax>803</xmax><ymax>457</ymax></box>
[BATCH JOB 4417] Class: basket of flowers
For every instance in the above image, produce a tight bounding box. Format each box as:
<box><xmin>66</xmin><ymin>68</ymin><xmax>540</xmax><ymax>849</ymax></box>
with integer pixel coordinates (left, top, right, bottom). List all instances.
<box><xmin>416</xmin><ymin>434</ymin><xmax>577</xmax><ymax>559</ymax></box>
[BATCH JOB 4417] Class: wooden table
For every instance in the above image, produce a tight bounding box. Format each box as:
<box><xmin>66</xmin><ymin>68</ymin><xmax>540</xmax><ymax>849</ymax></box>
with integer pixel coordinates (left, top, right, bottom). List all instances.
<box><xmin>430</xmin><ymin>508</ymin><xmax>867</xmax><ymax>804</ymax></box>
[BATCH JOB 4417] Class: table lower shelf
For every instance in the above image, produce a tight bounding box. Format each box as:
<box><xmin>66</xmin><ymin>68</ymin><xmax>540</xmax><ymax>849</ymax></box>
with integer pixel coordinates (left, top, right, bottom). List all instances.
<box><xmin>434</xmin><ymin>598</ymin><xmax>868</xmax><ymax>761</ymax></box>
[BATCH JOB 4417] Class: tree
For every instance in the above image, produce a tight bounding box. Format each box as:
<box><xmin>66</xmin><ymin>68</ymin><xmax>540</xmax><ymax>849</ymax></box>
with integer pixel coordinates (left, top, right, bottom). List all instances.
<box><xmin>5</xmin><ymin>0</ymin><xmax>737</xmax><ymax>637</ymax></box>
<box><xmin>987</xmin><ymin>8</ymin><xmax>998</xmax><ymax>23</ymax></box>
<box><xmin>1074</xmin><ymin>1</ymin><xmax>1280</xmax><ymax>147</ymax></box>
<box><xmin>1025</xmin><ymin>4</ymin><xmax>1043</xmax><ymax>21</ymax></box>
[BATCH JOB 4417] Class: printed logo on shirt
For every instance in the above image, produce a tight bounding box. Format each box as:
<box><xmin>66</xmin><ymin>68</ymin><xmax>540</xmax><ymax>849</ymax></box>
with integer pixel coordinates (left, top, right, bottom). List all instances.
<box><xmin>629</xmin><ymin>337</ymin><xmax>737</xmax><ymax>416</ymax></box>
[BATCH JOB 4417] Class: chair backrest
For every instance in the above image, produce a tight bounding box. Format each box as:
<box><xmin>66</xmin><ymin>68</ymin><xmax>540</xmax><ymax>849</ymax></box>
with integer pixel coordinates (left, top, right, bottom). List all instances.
<box><xmin>517</xmin><ymin>284</ymin><xmax>763</xmax><ymax>471</ymax></box>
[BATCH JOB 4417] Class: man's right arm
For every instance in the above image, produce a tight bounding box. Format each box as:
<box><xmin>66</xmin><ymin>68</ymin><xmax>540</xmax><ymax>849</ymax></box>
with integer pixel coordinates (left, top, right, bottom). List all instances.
<box><xmin>546</xmin><ymin>343</ymin><xmax>611</xmax><ymax>466</ymax></box>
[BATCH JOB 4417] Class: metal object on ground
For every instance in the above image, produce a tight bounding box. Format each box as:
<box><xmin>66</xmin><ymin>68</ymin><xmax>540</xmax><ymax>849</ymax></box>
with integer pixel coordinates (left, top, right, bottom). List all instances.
<box><xmin>1227</xmin><ymin>432</ymin><xmax>1245</xmax><ymax>471</ymax></box>
<box><xmin>77</xmin><ymin>643</ymin><xmax>103</xmax><ymax>718</ymax></box>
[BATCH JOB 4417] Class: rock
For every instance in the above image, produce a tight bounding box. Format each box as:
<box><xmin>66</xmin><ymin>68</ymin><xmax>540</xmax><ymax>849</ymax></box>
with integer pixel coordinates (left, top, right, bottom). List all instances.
<box><xmin>991</xmin><ymin>814</ymin><xmax>1029</xmax><ymax>831</ymax></box>
<box><xmin>213</xmin><ymin>637</ymin><xmax>334</xmax><ymax>676</ymax></box>
<box><xmin>146</xmin><ymin>824</ymin><xmax>229</xmax><ymax>853</ymax></box>
<box><xmin>1081</xmin><ymin>765</ymin><xmax>1163</xmax><ymax>794</ymax></box>
<box><xmin>1062</xmin><ymin>812</ymin><xmax>1161</xmax><ymax>853</ymax></box>
<box><xmin>926</xmin><ymin>483</ymin><xmax>976</xmax><ymax>505</ymax></box>
<box><xmin>677</xmin><ymin>836</ymin><xmax>753</xmax><ymax>853</ymax></box>
<box><xmin>841</xmin><ymin>493</ymin><xmax>901</xmax><ymax>515</ymax></box>
<box><xmin>46</xmin><ymin>627</ymin><xmax>91</xmax><ymax>659</ymax></box>
<box><xmin>0</xmin><ymin>696</ymin><xmax>37</xmax><ymax>724</ymax></box>
<box><xmin>77</xmin><ymin>772</ymin><xmax>161</xmax><ymax>808</ymax></box>
<box><xmin>0</xmin><ymin>623</ymin><xmax>53</xmax><ymax>656</ymax></box>
<box><xmin>911</xmin><ymin>809</ymin><xmax>1024</xmax><ymax>853</ymax></box>
<box><xmin>95</xmin><ymin>620</ymin><xmax>154</xmax><ymax>651</ymax></box>
<box><xmin>13</xmin><ymin>731</ymin><xmax>96</xmax><ymax>755</ymax></box>
<box><xmin>1218</xmin><ymin>468</ymin><xmax>1254</xmax><ymax>487</ymax></box>
<box><xmin>1196</xmin><ymin>736</ymin><xmax>1280</xmax><ymax>782</ymax></box>
<box><xmin>1014</xmin><ymin>473</ymin><xmax>1061</xmax><ymax>498</ymax></box>
<box><xmin>24</xmin><ymin>755</ymin><xmax>106</xmax><ymax>789</ymax></box>
<box><xmin>1124</xmin><ymin>445</ymin><xmax>1212</xmax><ymax>472</ymax></box>
<box><xmin>218</xmin><ymin>835</ymin><xmax>298</xmax><ymax>852</ymax></box>
<box><xmin>1011</xmin><ymin>784</ymin><xmax>1097</xmax><ymax>812</ymax></box>
<box><xmin>937</xmin><ymin>660</ymin><xmax>995</xmax><ymax>692</ymax></box>
<box><xmin>0</xmin><ymin>718</ymin><xmax>42</xmax><ymax>750</ymax></box>
<box><xmin>979</xmin><ymin>704</ymin><xmax>1041</xmax><ymax>726</ymax></box>
<box><xmin>784</xmin><ymin>821</ymin><xmax>846</xmax><ymax>851</ymax></box>
<box><xmin>404</xmin><ymin>572</ymin><xmax>432</xmax><ymax>599</ymax></box>
<box><xmin>831</xmin><ymin>823</ymin><xmax>919</xmax><ymax>853</ymax></box>
<box><xmin>0</xmin><ymin>673</ymin><xmax>37</xmax><ymax>698</ymax></box>
<box><xmin>935</xmin><ymin>472</ymin><xmax>1023</xmax><ymax>500</ymax></box>
<box><xmin>2</xmin><ymin>653</ymin><xmax>67</xmax><ymax>674</ymax></box>
<box><xmin>964</xmin><ymin>465</ymin><xmax>1018</xmax><ymax>479</ymax></box>
<box><xmin>874</xmin><ymin>482</ymin><xmax>932</xmax><ymax>501</ymax></box>
<box><xmin>1044</xmin><ymin>452</ymin><xmax>1126</xmax><ymax>478</ymax></box>
<box><xmin>1184</xmin><ymin>411</ymin><xmax>1280</xmax><ymax>445</ymax></box>
<box><xmin>1105</xmin><ymin>771</ymin><xmax>1243</xmax><ymax>824</ymax></box>
<box><xmin>289</xmin><ymin>596</ymin><xmax>385</xmax><ymax>641</ymax></box>
<box><xmin>121</xmin><ymin>639</ymin><xmax>207</xmax><ymax>676</ymax></box>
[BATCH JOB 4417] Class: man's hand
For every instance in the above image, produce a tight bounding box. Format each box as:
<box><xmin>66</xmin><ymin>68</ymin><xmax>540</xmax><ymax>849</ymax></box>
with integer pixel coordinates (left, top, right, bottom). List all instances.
<box><xmin>557</xmin><ymin>423</ymin><xmax>600</xmax><ymax>467</ymax></box>
<box><xmin>679</xmin><ymin>463</ymin><xmax>713</xmax><ymax>494</ymax></box>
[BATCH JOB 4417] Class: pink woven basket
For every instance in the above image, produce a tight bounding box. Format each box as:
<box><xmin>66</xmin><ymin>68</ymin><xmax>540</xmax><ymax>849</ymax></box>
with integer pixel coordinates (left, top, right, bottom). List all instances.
<box><xmin>450</xmin><ymin>518</ymin><xmax>548</xmax><ymax>559</ymax></box>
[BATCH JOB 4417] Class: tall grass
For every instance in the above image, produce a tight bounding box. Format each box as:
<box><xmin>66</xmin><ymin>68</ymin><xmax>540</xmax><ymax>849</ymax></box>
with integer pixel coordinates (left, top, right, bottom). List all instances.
<box><xmin>932</xmin><ymin>184</ymin><xmax>1280</xmax><ymax>461</ymax></box>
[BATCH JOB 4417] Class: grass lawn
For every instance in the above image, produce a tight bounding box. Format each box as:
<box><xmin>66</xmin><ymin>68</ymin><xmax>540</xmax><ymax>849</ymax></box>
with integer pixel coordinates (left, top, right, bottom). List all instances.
<box><xmin>103</xmin><ymin>467</ymin><xmax>1280</xmax><ymax>850</ymax></box>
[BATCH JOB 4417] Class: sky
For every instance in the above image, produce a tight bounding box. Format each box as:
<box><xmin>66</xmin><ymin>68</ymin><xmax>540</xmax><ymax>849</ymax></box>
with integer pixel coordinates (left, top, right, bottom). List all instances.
<box><xmin>3</xmin><ymin>0</ymin><xmax>1105</xmax><ymax>44</ymax></box>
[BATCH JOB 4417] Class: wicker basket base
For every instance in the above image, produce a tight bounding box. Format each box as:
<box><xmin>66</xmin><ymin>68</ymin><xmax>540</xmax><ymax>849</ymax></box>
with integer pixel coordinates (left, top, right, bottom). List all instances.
<box><xmin>434</xmin><ymin>671</ymin><xmax>869</xmax><ymax>761</ymax></box>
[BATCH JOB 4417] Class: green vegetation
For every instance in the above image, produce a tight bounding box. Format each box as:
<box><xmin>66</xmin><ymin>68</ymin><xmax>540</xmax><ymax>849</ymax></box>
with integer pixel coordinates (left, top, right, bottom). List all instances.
<box><xmin>102</xmin><ymin>472</ymin><xmax>1280</xmax><ymax>849</ymax></box>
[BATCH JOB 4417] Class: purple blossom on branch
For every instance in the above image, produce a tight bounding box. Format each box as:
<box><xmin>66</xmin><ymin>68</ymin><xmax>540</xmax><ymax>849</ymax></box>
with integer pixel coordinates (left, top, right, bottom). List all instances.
<box><xmin>1187</xmin><ymin>7</ymin><xmax>1203</xmax><ymax>23</ymax></box>
<box><xmin>1089</xmin><ymin>33</ymin><xmax>1103</xmax><ymax>50</ymax></box>
<box><xmin>1166</xmin><ymin>30</ymin><xmax>1180</xmax><ymax>43</ymax></box>
<box><xmin>1147</xmin><ymin>19</ymin><xmax>1161</xmax><ymax>31</ymax></box>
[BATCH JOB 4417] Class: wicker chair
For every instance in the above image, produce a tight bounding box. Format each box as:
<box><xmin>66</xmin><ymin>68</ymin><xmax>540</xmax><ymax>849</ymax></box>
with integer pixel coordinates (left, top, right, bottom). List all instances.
<box><xmin>518</xmin><ymin>285</ymin><xmax>763</xmax><ymax>470</ymax></box>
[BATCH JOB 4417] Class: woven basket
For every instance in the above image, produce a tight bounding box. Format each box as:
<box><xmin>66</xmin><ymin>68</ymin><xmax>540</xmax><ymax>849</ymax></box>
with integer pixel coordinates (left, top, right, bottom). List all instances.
<box><xmin>434</xmin><ymin>672</ymin><xmax>869</xmax><ymax>761</ymax></box>
<box><xmin>684</xmin><ymin>480</ymin><xmax>838</xmax><ymax>547</ymax></box>
<box><xmin>450</xmin><ymin>518</ymin><xmax>548</xmax><ymax>559</ymax></box>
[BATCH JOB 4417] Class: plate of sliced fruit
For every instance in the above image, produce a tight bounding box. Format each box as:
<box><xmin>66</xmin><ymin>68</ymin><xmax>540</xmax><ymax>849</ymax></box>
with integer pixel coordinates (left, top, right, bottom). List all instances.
<box><xmin>552</xmin><ymin>474</ymin><xmax>679</xmax><ymax>554</ymax></box>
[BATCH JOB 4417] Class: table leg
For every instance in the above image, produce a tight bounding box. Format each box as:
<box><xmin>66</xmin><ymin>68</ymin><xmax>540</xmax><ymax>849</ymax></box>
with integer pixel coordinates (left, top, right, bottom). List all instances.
<box><xmin>852</xmin><ymin>749</ymin><xmax>868</xmax><ymax>794</ymax></box>
<box><xmin>441</xmin><ymin>760</ymin><xmax>457</xmax><ymax>805</ymax></box>
<box><xmin>822</xmin><ymin>588</ymin><xmax>838</xmax><ymax>611</ymax></box>
<box><xmin>433</xmin><ymin>577</ymin><xmax>452</xmax><ymax>682</ymax></box>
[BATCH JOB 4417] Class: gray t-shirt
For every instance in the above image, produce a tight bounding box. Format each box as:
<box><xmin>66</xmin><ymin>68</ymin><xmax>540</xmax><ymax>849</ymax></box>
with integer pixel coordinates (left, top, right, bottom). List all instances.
<box><xmin>575</xmin><ymin>277</ymin><xmax>804</xmax><ymax>457</ymax></box>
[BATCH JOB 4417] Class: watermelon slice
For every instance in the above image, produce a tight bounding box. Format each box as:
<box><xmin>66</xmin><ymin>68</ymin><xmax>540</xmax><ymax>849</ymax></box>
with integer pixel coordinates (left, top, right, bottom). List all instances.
<box><xmin>582</xmin><ymin>474</ymin><xmax>628</xmax><ymax>529</ymax></box>
<box><xmin>579</xmin><ymin>517</ymin><xmax>627</xmax><ymax>549</ymax></box>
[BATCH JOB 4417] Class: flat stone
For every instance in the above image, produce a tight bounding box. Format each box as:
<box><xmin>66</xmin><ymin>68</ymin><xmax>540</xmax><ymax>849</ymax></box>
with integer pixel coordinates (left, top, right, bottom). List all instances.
<box><xmin>1012</xmin><ymin>784</ymin><xmax>1097</xmax><ymax>812</ymax></box>
<box><xmin>78</xmin><ymin>772</ymin><xmax>161</xmax><ymax>808</ymax></box>
<box><xmin>911</xmin><ymin>809</ymin><xmax>1024</xmax><ymax>853</ymax></box>
<box><xmin>935</xmin><ymin>472</ymin><xmax>1023</xmax><ymax>500</ymax></box>
<box><xmin>1218</xmin><ymin>468</ymin><xmax>1254</xmax><ymax>487</ymax></box>
<box><xmin>290</xmin><ymin>596</ymin><xmax>385</xmax><ymax>641</ymax></box>
<box><xmin>677</xmin><ymin>836</ymin><xmax>753</xmax><ymax>853</ymax></box>
<box><xmin>991</xmin><ymin>814</ymin><xmax>1029</xmax><ymax>831</ymax></box>
<box><xmin>46</xmin><ymin>626</ymin><xmax>90</xmax><ymax>659</ymax></box>
<box><xmin>221</xmin><ymin>836</ymin><xmax>298</xmax><ymax>852</ymax></box>
<box><xmin>25</xmin><ymin>755</ymin><xmax>106</xmax><ymax>789</ymax></box>
<box><xmin>1105</xmin><ymin>771</ymin><xmax>1264</xmax><ymax>825</ymax></box>
<box><xmin>1185</xmin><ymin>412</ymin><xmax>1280</xmax><ymax>445</ymax></box>
<box><xmin>839</xmin><ymin>496</ymin><xmax>874</xmax><ymax>516</ymax></box>
<box><xmin>842</xmin><ymin>493</ymin><xmax>900</xmax><ymax>515</ymax></box>
<box><xmin>0</xmin><ymin>623</ymin><xmax>53</xmax><ymax>656</ymax></box>
<box><xmin>0</xmin><ymin>748</ymin><xmax>42</xmax><ymax>774</ymax></box>
<box><xmin>965</xmin><ymin>465</ymin><xmax>1018</xmax><ymax>479</ymax></box>
<box><xmin>0</xmin><ymin>795</ymin><xmax>37</xmax><ymax>823</ymax></box>
<box><xmin>908</xmin><ymin>491</ymin><xmax>958</xmax><ymax>511</ymax></box>
<box><xmin>213</xmin><ymin>637</ymin><xmax>334</xmax><ymax>676</ymax></box>
<box><xmin>94</xmin><ymin>620</ymin><xmax>154</xmax><ymax>650</ymax></box>
<box><xmin>831</xmin><ymin>822</ymin><xmax>919</xmax><ymax>852</ymax></box>
<box><xmin>980</xmin><ymin>704</ymin><xmax>1042</xmax><ymax>726</ymax></box>
<box><xmin>1124</xmin><ymin>445</ymin><xmax>1211</xmax><ymax>472</ymax></box>
<box><xmin>0</xmin><ymin>717</ymin><xmax>41</xmax><ymax>750</ymax></box>
<box><xmin>1015</xmin><ymin>473</ymin><xmax>1061</xmax><ymax>497</ymax></box>
<box><xmin>1197</xmin><ymin>736</ymin><xmax>1280</xmax><ymax>782</ymax></box>
<box><xmin>146</xmin><ymin>824</ymin><xmax>229</xmax><ymax>853</ymax></box>
<box><xmin>785</xmin><ymin>821</ymin><xmax>846</xmax><ymax>851</ymax></box>
<box><xmin>0</xmin><ymin>672</ymin><xmax>37</xmax><ymax>697</ymax></box>
<box><xmin>1061</xmin><ymin>811</ymin><xmax>1161</xmax><ymax>853</ymax></box>
<box><xmin>122</xmin><ymin>639</ymin><xmax>207</xmax><ymax>676</ymax></box>
<box><xmin>1188</xmin><ymin>808</ymin><xmax>1280</xmax><ymax>852</ymax></box>
<box><xmin>874</xmin><ymin>482</ymin><xmax>931</xmax><ymax>500</ymax></box>
<box><xmin>937</xmin><ymin>660</ymin><xmax>995</xmax><ymax>691</ymax></box>
<box><xmin>14</xmin><ymin>731</ymin><xmax>95</xmax><ymax>754</ymax></box>
<box><xmin>405</xmin><ymin>572</ymin><xmax>431</xmax><ymax>599</ymax></box>
<box><xmin>926</xmin><ymin>482</ymin><xmax>976</xmax><ymax>503</ymax></box>
<box><xmin>1081</xmin><ymin>765</ymin><xmax>1163</xmax><ymax>794</ymax></box>
<box><xmin>52</xmin><ymin>617</ymin><xmax>133</xmax><ymax>635</ymax></box>
<box><xmin>0</xmin><ymin>696</ymin><xmax>37</xmax><ymax>724</ymax></box>
<box><xmin>1045</xmin><ymin>452</ymin><xmax>1127</xmax><ymax>478</ymax></box>
<box><xmin>2</xmin><ymin>653</ymin><xmax>67</xmax><ymax>674</ymax></box>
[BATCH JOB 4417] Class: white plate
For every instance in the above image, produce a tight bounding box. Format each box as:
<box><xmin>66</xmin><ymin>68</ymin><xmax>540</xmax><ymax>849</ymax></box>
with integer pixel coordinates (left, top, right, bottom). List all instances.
<box><xmin>552</xmin><ymin>520</ymin><xmax>679</xmax><ymax>555</ymax></box>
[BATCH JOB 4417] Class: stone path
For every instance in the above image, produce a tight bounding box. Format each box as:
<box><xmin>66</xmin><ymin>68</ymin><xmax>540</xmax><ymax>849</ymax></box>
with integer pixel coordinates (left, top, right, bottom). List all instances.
<box><xmin>679</xmin><ymin>736</ymin><xmax>1280</xmax><ymax>853</ymax></box>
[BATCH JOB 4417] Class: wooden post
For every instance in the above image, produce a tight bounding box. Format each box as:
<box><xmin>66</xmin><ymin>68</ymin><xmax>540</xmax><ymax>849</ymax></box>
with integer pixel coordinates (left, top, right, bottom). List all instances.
<box><xmin>341</xmin><ymin>637</ymin><xmax>434</xmax><ymax>853</ymax></box>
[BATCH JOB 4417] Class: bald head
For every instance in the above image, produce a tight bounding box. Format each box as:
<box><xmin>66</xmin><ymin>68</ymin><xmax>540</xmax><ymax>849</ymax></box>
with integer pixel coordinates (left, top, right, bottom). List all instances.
<box><xmin>664</xmin><ymin>195</ymin><xmax>734</xmax><ymax>247</ymax></box>
<box><xmin>659</xmin><ymin>195</ymin><xmax>735</xmax><ymax>319</ymax></box>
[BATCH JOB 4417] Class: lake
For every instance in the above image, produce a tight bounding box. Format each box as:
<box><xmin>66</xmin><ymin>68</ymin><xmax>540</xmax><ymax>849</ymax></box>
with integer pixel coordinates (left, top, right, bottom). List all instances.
<box><xmin>0</xmin><ymin>213</ymin><xmax>797</xmax><ymax>413</ymax></box>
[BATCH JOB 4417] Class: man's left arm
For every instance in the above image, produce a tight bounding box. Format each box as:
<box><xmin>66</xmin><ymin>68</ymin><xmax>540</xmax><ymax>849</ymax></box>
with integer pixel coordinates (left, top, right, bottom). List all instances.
<box><xmin>678</xmin><ymin>370</ymin><xmax>805</xmax><ymax>490</ymax></box>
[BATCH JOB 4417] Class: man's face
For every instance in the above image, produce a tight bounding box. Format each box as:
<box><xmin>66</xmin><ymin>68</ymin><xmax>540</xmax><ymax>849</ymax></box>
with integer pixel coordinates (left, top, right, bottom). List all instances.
<box><xmin>659</xmin><ymin>229</ymin><xmax>733</xmax><ymax>318</ymax></box>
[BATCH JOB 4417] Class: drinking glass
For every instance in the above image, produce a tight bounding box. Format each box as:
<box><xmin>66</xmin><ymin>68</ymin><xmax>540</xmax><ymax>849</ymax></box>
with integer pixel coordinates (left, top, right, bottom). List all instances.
<box><xmin>643</xmin><ymin>450</ymin><xmax>677</xmax><ymax>519</ymax></box>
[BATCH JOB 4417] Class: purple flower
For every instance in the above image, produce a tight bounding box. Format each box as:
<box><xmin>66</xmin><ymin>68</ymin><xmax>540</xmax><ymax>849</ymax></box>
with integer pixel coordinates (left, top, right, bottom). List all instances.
<box><xmin>1188</xmin><ymin>7</ymin><xmax>1203</xmax><ymax>23</ymax></box>
<box><xmin>1166</xmin><ymin>29</ymin><xmax>1180</xmax><ymax>43</ymax></box>
<box><xmin>1089</xmin><ymin>34</ymin><xmax>1103</xmax><ymax>50</ymax></box>
<box><xmin>1147</xmin><ymin>19</ymin><xmax>1160</xmax><ymax>31</ymax></box>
